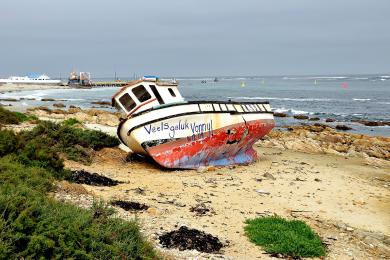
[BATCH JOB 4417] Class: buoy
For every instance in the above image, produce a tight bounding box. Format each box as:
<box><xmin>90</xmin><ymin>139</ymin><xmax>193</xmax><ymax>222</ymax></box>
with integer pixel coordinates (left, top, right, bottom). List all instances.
<box><xmin>341</xmin><ymin>82</ymin><xmax>348</xmax><ymax>89</ymax></box>
<box><xmin>240</xmin><ymin>81</ymin><xmax>246</xmax><ymax>87</ymax></box>
<box><xmin>314</xmin><ymin>79</ymin><xmax>317</xmax><ymax>85</ymax></box>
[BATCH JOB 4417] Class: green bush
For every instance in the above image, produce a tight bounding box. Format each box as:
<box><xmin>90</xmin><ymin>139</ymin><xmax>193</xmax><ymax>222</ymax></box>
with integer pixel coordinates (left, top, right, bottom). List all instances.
<box><xmin>18</xmin><ymin>121</ymin><xmax>120</xmax><ymax>164</ymax></box>
<box><xmin>0</xmin><ymin>107</ymin><xmax>37</xmax><ymax>124</ymax></box>
<box><xmin>244</xmin><ymin>216</ymin><xmax>326</xmax><ymax>258</ymax></box>
<box><xmin>62</xmin><ymin>118</ymin><xmax>81</xmax><ymax>126</ymax></box>
<box><xmin>0</xmin><ymin>107</ymin><xmax>21</xmax><ymax>124</ymax></box>
<box><xmin>0</xmin><ymin>157</ymin><xmax>157</xmax><ymax>259</ymax></box>
<box><xmin>0</xmin><ymin>130</ymin><xmax>18</xmax><ymax>156</ymax></box>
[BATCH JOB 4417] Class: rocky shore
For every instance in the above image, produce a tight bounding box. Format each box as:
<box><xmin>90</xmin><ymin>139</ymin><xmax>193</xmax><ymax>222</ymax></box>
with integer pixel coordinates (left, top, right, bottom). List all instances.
<box><xmin>259</xmin><ymin>124</ymin><xmax>390</xmax><ymax>167</ymax></box>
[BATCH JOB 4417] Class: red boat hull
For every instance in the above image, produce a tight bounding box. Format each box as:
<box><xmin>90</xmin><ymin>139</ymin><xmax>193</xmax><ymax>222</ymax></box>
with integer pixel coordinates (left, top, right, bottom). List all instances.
<box><xmin>143</xmin><ymin>119</ymin><xmax>274</xmax><ymax>169</ymax></box>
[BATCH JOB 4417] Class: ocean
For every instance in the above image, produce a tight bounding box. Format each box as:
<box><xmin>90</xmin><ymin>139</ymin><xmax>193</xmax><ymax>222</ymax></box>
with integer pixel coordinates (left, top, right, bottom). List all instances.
<box><xmin>1</xmin><ymin>74</ymin><xmax>389</xmax><ymax>136</ymax></box>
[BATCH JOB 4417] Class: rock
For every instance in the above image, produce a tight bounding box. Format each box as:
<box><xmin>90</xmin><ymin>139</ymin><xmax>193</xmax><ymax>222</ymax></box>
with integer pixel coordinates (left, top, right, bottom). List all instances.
<box><xmin>34</xmin><ymin>106</ymin><xmax>52</xmax><ymax>113</ymax></box>
<box><xmin>255</xmin><ymin>189</ymin><xmax>270</xmax><ymax>195</ymax></box>
<box><xmin>97</xmin><ymin>113</ymin><xmax>119</xmax><ymax>126</ymax></box>
<box><xmin>53</xmin><ymin>103</ymin><xmax>66</xmax><ymax>108</ymax></box>
<box><xmin>335</xmin><ymin>125</ymin><xmax>352</xmax><ymax>131</ymax></box>
<box><xmin>274</xmin><ymin>112</ymin><xmax>288</xmax><ymax>117</ymax></box>
<box><xmin>41</xmin><ymin>98</ymin><xmax>55</xmax><ymax>101</ymax></box>
<box><xmin>51</xmin><ymin>109</ymin><xmax>67</xmax><ymax>114</ymax></box>
<box><xmin>0</xmin><ymin>98</ymin><xmax>18</xmax><ymax>102</ymax></box>
<box><xmin>91</xmin><ymin>101</ymin><xmax>111</xmax><ymax>106</ymax></box>
<box><xmin>326</xmin><ymin>118</ymin><xmax>336</xmax><ymax>122</ymax></box>
<box><xmin>197</xmin><ymin>166</ymin><xmax>208</xmax><ymax>173</ymax></box>
<box><xmin>263</xmin><ymin>172</ymin><xmax>276</xmax><ymax>180</ymax></box>
<box><xmin>293</xmin><ymin>114</ymin><xmax>309</xmax><ymax>120</ymax></box>
<box><xmin>68</xmin><ymin>107</ymin><xmax>82</xmax><ymax>113</ymax></box>
<box><xmin>309</xmin><ymin>117</ymin><xmax>320</xmax><ymax>121</ymax></box>
<box><xmin>314</xmin><ymin>178</ymin><xmax>322</xmax><ymax>182</ymax></box>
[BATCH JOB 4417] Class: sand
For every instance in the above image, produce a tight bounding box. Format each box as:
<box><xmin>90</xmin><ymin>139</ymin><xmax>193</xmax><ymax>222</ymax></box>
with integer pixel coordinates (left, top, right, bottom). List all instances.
<box><xmin>59</xmin><ymin>146</ymin><xmax>390</xmax><ymax>259</ymax></box>
<box><xmin>0</xmin><ymin>83</ymin><xmax>69</xmax><ymax>92</ymax></box>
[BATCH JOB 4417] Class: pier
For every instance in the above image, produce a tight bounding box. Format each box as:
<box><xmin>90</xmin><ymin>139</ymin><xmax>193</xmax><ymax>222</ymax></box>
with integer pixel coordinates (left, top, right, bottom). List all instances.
<box><xmin>90</xmin><ymin>81</ymin><xmax>129</xmax><ymax>88</ymax></box>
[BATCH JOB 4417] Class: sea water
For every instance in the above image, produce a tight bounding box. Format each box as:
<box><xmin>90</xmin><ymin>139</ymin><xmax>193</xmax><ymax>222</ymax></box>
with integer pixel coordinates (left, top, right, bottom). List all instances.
<box><xmin>1</xmin><ymin>74</ymin><xmax>389</xmax><ymax>136</ymax></box>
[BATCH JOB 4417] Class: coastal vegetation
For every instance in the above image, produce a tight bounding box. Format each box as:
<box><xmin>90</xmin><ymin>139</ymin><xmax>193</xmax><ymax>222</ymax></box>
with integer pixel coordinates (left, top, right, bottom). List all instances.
<box><xmin>0</xmin><ymin>107</ymin><xmax>37</xmax><ymax>124</ymax></box>
<box><xmin>244</xmin><ymin>216</ymin><xmax>326</xmax><ymax>258</ymax></box>
<box><xmin>0</xmin><ymin>109</ymin><xmax>156</xmax><ymax>259</ymax></box>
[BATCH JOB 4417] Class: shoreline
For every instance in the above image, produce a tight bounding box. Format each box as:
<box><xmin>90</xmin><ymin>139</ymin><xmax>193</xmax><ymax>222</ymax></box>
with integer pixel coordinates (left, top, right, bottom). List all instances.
<box><xmin>0</xmin><ymin>83</ymin><xmax>70</xmax><ymax>92</ymax></box>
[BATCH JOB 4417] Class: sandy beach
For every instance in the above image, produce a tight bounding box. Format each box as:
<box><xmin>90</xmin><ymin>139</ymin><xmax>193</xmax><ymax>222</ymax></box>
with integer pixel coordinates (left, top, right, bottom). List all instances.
<box><xmin>0</xmin><ymin>83</ymin><xmax>69</xmax><ymax>92</ymax></box>
<box><xmin>56</xmin><ymin>146</ymin><xmax>389</xmax><ymax>259</ymax></box>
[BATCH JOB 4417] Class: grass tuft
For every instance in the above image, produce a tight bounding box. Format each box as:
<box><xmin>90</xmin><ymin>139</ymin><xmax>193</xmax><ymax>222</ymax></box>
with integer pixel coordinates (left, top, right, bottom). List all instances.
<box><xmin>244</xmin><ymin>216</ymin><xmax>326</xmax><ymax>258</ymax></box>
<box><xmin>62</xmin><ymin>118</ymin><xmax>81</xmax><ymax>126</ymax></box>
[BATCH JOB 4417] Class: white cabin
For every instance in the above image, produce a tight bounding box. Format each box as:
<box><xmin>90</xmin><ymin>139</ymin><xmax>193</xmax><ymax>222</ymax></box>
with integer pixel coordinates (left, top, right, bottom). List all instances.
<box><xmin>112</xmin><ymin>76</ymin><xmax>184</xmax><ymax>117</ymax></box>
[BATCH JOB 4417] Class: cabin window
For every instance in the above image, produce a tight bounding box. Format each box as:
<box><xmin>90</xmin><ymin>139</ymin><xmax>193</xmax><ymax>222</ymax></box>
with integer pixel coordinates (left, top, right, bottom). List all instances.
<box><xmin>168</xmin><ymin>88</ymin><xmax>176</xmax><ymax>97</ymax></box>
<box><xmin>132</xmin><ymin>85</ymin><xmax>151</xmax><ymax>102</ymax></box>
<box><xmin>150</xmin><ymin>85</ymin><xmax>165</xmax><ymax>104</ymax></box>
<box><xmin>119</xmin><ymin>93</ymin><xmax>136</xmax><ymax>111</ymax></box>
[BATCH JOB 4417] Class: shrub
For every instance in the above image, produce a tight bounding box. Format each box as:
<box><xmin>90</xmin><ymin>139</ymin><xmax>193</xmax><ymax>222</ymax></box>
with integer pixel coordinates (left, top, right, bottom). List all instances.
<box><xmin>0</xmin><ymin>130</ymin><xmax>19</xmax><ymax>156</ymax></box>
<box><xmin>19</xmin><ymin>121</ymin><xmax>120</xmax><ymax>164</ymax></box>
<box><xmin>0</xmin><ymin>107</ymin><xmax>37</xmax><ymax>124</ymax></box>
<box><xmin>244</xmin><ymin>216</ymin><xmax>326</xmax><ymax>258</ymax></box>
<box><xmin>0</xmin><ymin>157</ymin><xmax>157</xmax><ymax>259</ymax></box>
<box><xmin>62</xmin><ymin>118</ymin><xmax>81</xmax><ymax>126</ymax></box>
<box><xmin>0</xmin><ymin>107</ymin><xmax>21</xmax><ymax>124</ymax></box>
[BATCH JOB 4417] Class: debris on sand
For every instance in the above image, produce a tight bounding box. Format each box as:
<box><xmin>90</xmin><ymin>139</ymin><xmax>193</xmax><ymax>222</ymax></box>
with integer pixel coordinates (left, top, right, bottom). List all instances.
<box><xmin>70</xmin><ymin>170</ymin><xmax>121</xmax><ymax>186</ymax></box>
<box><xmin>159</xmin><ymin>226</ymin><xmax>223</xmax><ymax>253</ymax></box>
<box><xmin>190</xmin><ymin>203</ymin><xmax>215</xmax><ymax>216</ymax></box>
<box><xmin>111</xmin><ymin>200</ymin><xmax>149</xmax><ymax>212</ymax></box>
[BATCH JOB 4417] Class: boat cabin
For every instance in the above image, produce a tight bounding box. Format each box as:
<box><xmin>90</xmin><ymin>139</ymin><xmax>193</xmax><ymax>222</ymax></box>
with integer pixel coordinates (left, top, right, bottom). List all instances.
<box><xmin>112</xmin><ymin>76</ymin><xmax>184</xmax><ymax>117</ymax></box>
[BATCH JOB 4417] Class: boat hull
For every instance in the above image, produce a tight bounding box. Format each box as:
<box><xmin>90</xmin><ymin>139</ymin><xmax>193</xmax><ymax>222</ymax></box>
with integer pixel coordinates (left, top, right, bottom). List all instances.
<box><xmin>118</xmin><ymin>101</ymin><xmax>275</xmax><ymax>169</ymax></box>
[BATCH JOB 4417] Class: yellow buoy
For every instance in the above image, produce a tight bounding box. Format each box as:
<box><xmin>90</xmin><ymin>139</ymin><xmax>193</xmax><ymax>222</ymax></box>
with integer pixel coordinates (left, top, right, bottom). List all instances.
<box><xmin>241</xmin><ymin>81</ymin><xmax>246</xmax><ymax>87</ymax></box>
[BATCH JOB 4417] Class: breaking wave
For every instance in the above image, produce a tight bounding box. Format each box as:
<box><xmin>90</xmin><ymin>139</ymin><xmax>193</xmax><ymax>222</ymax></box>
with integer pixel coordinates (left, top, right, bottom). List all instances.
<box><xmin>353</xmin><ymin>98</ymin><xmax>371</xmax><ymax>101</ymax></box>
<box><xmin>228</xmin><ymin>96</ymin><xmax>335</xmax><ymax>102</ymax></box>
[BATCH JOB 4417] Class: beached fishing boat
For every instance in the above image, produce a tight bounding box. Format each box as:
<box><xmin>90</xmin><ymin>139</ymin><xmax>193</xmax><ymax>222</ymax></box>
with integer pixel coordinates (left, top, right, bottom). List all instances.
<box><xmin>112</xmin><ymin>76</ymin><xmax>274</xmax><ymax>169</ymax></box>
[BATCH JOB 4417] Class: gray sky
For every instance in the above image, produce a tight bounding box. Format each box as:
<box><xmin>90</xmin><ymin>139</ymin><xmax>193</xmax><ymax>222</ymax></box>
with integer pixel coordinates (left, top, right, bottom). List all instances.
<box><xmin>0</xmin><ymin>0</ymin><xmax>389</xmax><ymax>77</ymax></box>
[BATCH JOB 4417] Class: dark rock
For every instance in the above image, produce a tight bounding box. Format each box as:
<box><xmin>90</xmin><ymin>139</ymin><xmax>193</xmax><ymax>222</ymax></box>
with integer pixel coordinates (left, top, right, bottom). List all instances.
<box><xmin>41</xmin><ymin>98</ymin><xmax>56</xmax><ymax>101</ymax></box>
<box><xmin>0</xmin><ymin>98</ymin><xmax>18</xmax><ymax>102</ymax></box>
<box><xmin>52</xmin><ymin>109</ymin><xmax>67</xmax><ymax>114</ymax></box>
<box><xmin>70</xmin><ymin>170</ymin><xmax>121</xmax><ymax>186</ymax></box>
<box><xmin>309</xmin><ymin>117</ymin><xmax>320</xmax><ymax>121</ymax></box>
<box><xmin>335</xmin><ymin>125</ymin><xmax>352</xmax><ymax>131</ymax></box>
<box><xmin>34</xmin><ymin>106</ymin><xmax>52</xmax><ymax>113</ymax></box>
<box><xmin>326</xmin><ymin>118</ymin><xmax>336</xmax><ymax>122</ymax></box>
<box><xmin>354</xmin><ymin>120</ymin><xmax>390</xmax><ymax>127</ymax></box>
<box><xmin>263</xmin><ymin>172</ymin><xmax>276</xmax><ymax>180</ymax></box>
<box><xmin>293</xmin><ymin>114</ymin><xmax>309</xmax><ymax>120</ymax></box>
<box><xmin>91</xmin><ymin>101</ymin><xmax>111</xmax><ymax>106</ymax></box>
<box><xmin>111</xmin><ymin>200</ymin><xmax>148</xmax><ymax>212</ymax></box>
<box><xmin>53</xmin><ymin>103</ymin><xmax>66</xmax><ymax>108</ymax></box>
<box><xmin>190</xmin><ymin>203</ymin><xmax>215</xmax><ymax>216</ymax></box>
<box><xmin>159</xmin><ymin>226</ymin><xmax>223</xmax><ymax>253</ymax></box>
<box><xmin>274</xmin><ymin>112</ymin><xmax>288</xmax><ymax>117</ymax></box>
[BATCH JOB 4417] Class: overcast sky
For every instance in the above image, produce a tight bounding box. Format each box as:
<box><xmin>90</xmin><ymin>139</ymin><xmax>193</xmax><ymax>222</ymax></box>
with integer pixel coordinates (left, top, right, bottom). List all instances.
<box><xmin>0</xmin><ymin>0</ymin><xmax>389</xmax><ymax>77</ymax></box>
